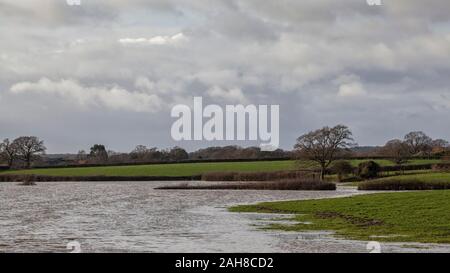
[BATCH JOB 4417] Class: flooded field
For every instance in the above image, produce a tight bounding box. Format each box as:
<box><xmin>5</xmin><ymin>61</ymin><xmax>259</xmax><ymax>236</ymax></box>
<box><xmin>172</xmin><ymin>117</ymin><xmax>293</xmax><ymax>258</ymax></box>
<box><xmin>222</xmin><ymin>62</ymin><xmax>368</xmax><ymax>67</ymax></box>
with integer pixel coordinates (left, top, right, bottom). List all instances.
<box><xmin>0</xmin><ymin>182</ymin><xmax>449</xmax><ymax>253</ymax></box>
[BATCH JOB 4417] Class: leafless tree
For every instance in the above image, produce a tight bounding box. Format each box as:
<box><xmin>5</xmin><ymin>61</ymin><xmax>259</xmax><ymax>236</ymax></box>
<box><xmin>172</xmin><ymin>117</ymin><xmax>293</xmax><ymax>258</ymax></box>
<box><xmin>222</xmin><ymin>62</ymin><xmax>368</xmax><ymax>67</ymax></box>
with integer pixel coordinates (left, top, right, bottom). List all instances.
<box><xmin>0</xmin><ymin>138</ymin><xmax>19</xmax><ymax>168</ymax></box>
<box><xmin>382</xmin><ymin>139</ymin><xmax>411</xmax><ymax>166</ymax></box>
<box><xmin>404</xmin><ymin>131</ymin><xmax>433</xmax><ymax>155</ymax></box>
<box><xmin>130</xmin><ymin>145</ymin><xmax>149</xmax><ymax>161</ymax></box>
<box><xmin>76</xmin><ymin>150</ymin><xmax>87</xmax><ymax>162</ymax></box>
<box><xmin>431</xmin><ymin>139</ymin><xmax>449</xmax><ymax>154</ymax></box>
<box><xmin>13</xmin><ymin>136</ymin><xmax>47</xmax><ymax>168</ymax></box>
<box><xmin>294</xmin><ymin>125</ymin><xmax>355</xmax><ymax>180</ymax></box>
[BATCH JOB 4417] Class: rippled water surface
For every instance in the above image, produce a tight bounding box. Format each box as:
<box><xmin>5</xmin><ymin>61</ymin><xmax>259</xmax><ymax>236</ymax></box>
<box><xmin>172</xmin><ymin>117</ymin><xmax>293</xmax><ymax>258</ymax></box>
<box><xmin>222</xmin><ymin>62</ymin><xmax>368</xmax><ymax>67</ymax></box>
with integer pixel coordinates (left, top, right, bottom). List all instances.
<box><xmin>0</xmin><ymin>182</ymin><xmax>449</xmax><ymax>253</ymax></box>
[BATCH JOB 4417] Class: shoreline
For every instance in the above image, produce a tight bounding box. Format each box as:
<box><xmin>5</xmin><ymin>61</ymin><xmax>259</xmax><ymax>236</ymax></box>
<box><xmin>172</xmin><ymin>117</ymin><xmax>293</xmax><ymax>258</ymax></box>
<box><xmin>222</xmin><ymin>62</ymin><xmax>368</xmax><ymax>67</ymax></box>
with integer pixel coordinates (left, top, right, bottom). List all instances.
<box><xmin>0</xmin><ymin>174</ymin><xmax>201</xmax><ymax>182</ymax></box>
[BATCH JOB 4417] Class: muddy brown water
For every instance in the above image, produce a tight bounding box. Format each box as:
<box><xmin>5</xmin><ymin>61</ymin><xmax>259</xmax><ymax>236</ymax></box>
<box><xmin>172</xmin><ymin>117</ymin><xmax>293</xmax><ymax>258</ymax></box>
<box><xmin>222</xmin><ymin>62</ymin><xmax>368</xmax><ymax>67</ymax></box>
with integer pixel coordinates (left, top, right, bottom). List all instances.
<box><xmin>0</xmin><ymin>182</ymin><xmax>449</xmax><ymax>253</ymax></box>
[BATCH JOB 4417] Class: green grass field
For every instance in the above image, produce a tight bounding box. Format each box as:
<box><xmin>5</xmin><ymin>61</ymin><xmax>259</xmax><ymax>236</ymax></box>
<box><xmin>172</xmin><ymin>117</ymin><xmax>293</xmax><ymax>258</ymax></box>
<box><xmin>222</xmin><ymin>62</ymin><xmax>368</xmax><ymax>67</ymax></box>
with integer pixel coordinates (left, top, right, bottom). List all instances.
<box><xmin>0</xmin><ymin>161</ymin><xmax>297</xmax><ymax>177</ymax></box>
<box><xmin>369</xmin><ymin>172</ymin><xmax>450</xmax><ymax>183</ymax></box>
<box><xmin>0</xmin><ymin>159</ymin><xmax>442</xmax><ymax>177</ymax></box>
<box><xmin>230</xmin><ymin>190</ymin><xmax>450</xmax><ymax>244</ymax></box>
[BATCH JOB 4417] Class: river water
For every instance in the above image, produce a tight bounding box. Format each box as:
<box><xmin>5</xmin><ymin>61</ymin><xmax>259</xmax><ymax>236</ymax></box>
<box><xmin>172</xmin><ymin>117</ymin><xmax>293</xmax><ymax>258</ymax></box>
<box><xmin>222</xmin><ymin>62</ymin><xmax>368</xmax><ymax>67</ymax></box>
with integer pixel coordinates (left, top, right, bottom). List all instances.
<box><xmin>0</xmin><ymin>182</ymin><xmax>449</xmax><ymax>253</ymax></box>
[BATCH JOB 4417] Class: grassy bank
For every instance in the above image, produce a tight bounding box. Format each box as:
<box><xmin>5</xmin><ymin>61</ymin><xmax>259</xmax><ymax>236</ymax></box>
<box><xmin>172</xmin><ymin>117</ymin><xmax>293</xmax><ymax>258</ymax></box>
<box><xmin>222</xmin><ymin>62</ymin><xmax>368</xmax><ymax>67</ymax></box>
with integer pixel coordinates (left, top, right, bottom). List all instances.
<box><xmin>358</xmin><ymin>172</ymin><xmax>450</xmax><ymax>190</ymax></box>
<box><xmin>0</xmin><ymin>159</ymin><xmax>442</xmax><ymax>177</ymax></box>
<box><xmin>230</xmin><ymin>191</ymin><xmax>450</xmax><ymax>244</ymax></box>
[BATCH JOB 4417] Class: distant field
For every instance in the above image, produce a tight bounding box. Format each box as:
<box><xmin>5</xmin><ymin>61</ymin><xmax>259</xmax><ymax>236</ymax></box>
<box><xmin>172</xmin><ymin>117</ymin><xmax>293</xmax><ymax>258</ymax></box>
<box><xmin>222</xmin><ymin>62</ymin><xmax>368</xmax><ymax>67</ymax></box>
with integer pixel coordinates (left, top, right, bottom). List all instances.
<box><xmin>0</xmin><ymin>159</ymin><xmax>443</xmax><ymax>177</ymax></box>
<box><xmin>1</xmin><ymin>161</ymin><xmax>298</xmax><ymax>177</ymax></box>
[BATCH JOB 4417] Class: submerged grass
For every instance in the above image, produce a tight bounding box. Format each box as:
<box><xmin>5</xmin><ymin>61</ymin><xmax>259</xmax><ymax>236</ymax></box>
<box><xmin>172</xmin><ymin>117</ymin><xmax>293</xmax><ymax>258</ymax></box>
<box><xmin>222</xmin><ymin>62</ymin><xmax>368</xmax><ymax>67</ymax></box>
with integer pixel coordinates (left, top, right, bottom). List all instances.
<box><xmin>230</xmin><ymin>190</ymin><xmax>450</xmax><ymax>244</ymax></box>
<box><xmin>156</xmin><ymin>180</ymin><xmax>336</xmax><ymax>191</ymax></box>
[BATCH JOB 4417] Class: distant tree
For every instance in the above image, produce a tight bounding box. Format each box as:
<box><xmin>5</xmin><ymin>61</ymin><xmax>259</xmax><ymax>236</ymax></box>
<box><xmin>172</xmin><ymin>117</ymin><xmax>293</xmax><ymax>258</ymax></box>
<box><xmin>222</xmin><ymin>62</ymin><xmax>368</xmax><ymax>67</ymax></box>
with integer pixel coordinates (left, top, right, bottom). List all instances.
<box><xmin>432</xmin><ymin>139</ymin><xmax>449</xmax><ymax>148</ymax></box>
<box><xmin>294</xmin><ymin>125</ymin><xmax>355</xmax><ymax>180</ymax></box>
<box><xmin>89</xmin><ymin>144</ymin><xmax>108</xmax><ymax>163</ymax></box>
<box><xmin>13</xmin><ymin>136</ymin><xmax>46</xmax><ymax>168</ymax></box>
<box><xmin>168</xmin><ymin>146</ymin><xmax>189</xmax><ymax>161</ymax></box>
<box><xmin>404</xmin><ymin>131</ymin><xmax>433</xmax><ymax>156</ymax></box>
<box><xmin>0</xmin><ymin>138</ymin><xmax>19</xmax><ymax>168</ymax></box>
<box><xmin>431</xmin><ymin>139</ymin><xmax>449</xmax><ymax>154</ymax></box>
<box><xmin>330</xmin><ymin>160</ymin><xmax>354</xmax><ymax>182</ymax></box>
<box><xmin>132</xmin><ymin>145</ymin><xmax>148</xmax><ymax>154</ymax></box>
<box><xmin>76</xmin><ymin>150</ymin><xmax>87</xmax><ymax>162</ymax></box>
<box><xmin>130</xmin><ymin>145</ymin><xmax>149</xmax><ymax>161</ymax></box>
<box><xmin>382</xmin><ymin>139</ymin><xmax>411</xmax><ymax>166</ymax></box>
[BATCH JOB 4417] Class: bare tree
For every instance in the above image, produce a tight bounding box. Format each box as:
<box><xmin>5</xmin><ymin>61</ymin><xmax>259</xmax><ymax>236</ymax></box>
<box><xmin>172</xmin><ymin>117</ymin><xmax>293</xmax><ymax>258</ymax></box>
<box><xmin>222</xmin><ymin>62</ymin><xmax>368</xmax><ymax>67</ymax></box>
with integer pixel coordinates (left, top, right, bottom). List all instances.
<box><xmin>404</xmin><ymin>131</ymin><xmax>433</xmax><ymax>155</ymax></box>
<box><xmin>294</xmin><ymin>125</ymin><xmax>355</xmax><ymax>180</ymax></box>
<box><xmin>431</xmin><ymin>139</ymin><xmax>449</xmax><ymax>154</ymax></box>
<box><xmin>0</xmin><ymin>138</ymin><xmax>19</xmax><ymax>168</ymax></box>
<box><xmin>76</xmin><ymin>150</ymin><xmax>87</xmax><ymax>162</ymax></box>
<box><xmin>130</xmin><ymin>145</ymin><xmax>149</xmax><ymax>161</ymax></box>
<box><xmin>382</xmin><ymin>139</ymin><xmax>411</xmax><ymax>166</ymax></box>
<box><xmin>13</xmin><ymin>136</ymin><xmax>46</xmax><ymax>168</ymax></box>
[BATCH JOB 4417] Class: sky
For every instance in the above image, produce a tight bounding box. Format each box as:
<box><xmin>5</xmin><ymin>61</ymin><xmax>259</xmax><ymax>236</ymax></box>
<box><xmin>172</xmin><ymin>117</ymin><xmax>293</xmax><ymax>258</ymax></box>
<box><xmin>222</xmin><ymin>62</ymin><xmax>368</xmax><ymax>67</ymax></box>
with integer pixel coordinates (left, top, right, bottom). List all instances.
<box><xmin>0</xmin><ymin>0</ymin><xmax>450</xmax><ymax>153</ymax></box>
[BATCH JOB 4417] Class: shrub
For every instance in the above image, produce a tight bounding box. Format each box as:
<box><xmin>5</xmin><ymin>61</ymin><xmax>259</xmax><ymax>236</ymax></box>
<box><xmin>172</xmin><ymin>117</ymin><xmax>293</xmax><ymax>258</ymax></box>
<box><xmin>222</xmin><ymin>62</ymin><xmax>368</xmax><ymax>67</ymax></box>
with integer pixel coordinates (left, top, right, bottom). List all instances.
<box><xmin>357</xmin><ymin>161</ymin><xmax>381</xmax><ymax>179</ymax></box>
<box><xmin>358</xmin><ymin>179</ymin><xmax>450</xmax><ymax>191</ymax></box>
<box><xmin>330</xmin><ymin>160</ymin><xmax>355</xmax><ymax>182</ymax></box>
<box><xmin>201</xmin><ymin>172</ymin><xmax>238</xmax><ymax>181</ymax></box>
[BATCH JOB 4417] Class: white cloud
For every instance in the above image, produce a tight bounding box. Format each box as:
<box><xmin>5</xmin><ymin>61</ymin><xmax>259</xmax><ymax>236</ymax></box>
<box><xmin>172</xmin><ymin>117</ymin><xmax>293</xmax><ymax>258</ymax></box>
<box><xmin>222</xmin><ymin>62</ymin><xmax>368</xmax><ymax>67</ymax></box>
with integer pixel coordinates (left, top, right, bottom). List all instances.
<box><xmin>206</xmin><ymin>86</ymin><xmax>248</xmax><ymax>103</ymax></box>
<box><xmin>10</xmin><ymin>78</ymin><xmax>164</xmax><ymax>113</ymax></box>
<box><xmin>119</xmin><ymin>33</ymin><xmax>187</xmax><ymax>46</ymax></box>
<box><xmin>338</xmin><ymin>82</ymin><xmax>367</xmax><ymax>97</ymax></box>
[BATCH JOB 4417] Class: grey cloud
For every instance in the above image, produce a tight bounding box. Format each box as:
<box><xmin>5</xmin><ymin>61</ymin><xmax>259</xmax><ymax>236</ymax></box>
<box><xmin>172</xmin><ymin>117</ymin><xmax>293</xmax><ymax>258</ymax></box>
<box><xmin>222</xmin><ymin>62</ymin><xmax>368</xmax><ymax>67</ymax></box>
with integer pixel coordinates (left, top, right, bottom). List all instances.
<box><xmin>0</xmin><ymin>0</ymin><xmax>450</xmax><ymax>152</ymax></box>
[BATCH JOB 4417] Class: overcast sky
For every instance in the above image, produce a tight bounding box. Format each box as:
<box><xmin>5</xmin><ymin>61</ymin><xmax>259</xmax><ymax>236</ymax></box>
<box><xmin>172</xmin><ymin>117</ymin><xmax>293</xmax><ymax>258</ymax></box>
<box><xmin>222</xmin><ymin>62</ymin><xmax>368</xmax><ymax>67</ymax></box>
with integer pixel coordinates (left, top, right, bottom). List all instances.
<box><xmin>1</xmin><ymin>0</ymin><xmax>450</xmax><ymax>153</ymax></box>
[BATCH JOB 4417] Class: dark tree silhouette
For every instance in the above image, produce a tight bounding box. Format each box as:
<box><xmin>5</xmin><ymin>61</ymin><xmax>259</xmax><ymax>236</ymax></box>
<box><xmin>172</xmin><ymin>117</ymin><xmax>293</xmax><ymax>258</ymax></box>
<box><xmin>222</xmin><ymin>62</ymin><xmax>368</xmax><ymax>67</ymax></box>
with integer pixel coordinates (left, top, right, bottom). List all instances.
<box><xmin>404</xmin><ymin>131</ymin><xmax>433</xmax><ymax>155</ymax></box>
<box><xmin>13</xmin><ymin>136</ymin><xmax>46</xmax><ymax>168</ymax></box>
<box><xmin>89</xmin><ymin>144</ymin><xmax>108</xmax><ymax>163</ymax></box>
<box><xmin>295</xmin><ymin>125</ymin><xmax>355</xmax><ymax>180</ymax></box>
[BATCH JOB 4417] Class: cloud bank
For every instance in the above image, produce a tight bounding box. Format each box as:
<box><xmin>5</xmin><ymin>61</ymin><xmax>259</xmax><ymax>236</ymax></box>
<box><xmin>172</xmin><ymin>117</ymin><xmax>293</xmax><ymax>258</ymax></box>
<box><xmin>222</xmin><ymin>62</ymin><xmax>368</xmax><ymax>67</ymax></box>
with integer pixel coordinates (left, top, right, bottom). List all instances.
<box><xmin>0</xmin><ymin>0</ymin><xmax>450</xmax><ymax>152</ymax></box>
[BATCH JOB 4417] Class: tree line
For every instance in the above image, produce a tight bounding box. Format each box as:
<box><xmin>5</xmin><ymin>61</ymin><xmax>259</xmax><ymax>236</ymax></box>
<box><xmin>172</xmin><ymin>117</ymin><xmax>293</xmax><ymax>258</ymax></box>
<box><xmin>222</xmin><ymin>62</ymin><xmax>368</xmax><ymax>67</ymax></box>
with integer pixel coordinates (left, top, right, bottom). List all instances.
<box><xmin>75</xmin><ymin>145</ymin><xmax>290</xmax><ymax>165</ymax></box>
<box><xmin>1</xmin><ymin>128</ymin><xmax>448</xmax><ymax>170</ymax></box>
<box><xmin>294</xmin><ymin>125</ymin><xmax>449</xmax><ymax>180</ymax></box>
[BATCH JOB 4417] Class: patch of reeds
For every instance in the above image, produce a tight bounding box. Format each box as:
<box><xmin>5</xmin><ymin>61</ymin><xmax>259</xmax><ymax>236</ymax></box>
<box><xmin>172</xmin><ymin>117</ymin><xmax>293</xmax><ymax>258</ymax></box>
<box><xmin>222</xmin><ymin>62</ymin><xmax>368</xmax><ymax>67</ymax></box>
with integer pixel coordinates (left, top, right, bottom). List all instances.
<box><xmin>156</xmin><ymin>179</ymin><xmax>336</xmax><ymax>191</ymax></box>
<box><xmin>201</xmin><ymin>170</ymin><xmax>319</xmax><ymax>182</ymax></box>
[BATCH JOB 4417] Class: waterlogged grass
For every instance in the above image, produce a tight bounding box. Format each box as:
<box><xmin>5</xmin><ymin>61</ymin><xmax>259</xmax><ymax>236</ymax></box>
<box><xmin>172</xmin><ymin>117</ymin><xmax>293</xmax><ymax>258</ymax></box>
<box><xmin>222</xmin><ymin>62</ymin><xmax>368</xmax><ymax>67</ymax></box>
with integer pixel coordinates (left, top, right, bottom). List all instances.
<box><xmin>0</xmin><ymin>159</ymin><xmax>442</xmax><ymax>177</ymax></box>
<box><xmin>230</xmin><ymin>191</ymin><xmax>450</xmax><ymax>244</ymax></box>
